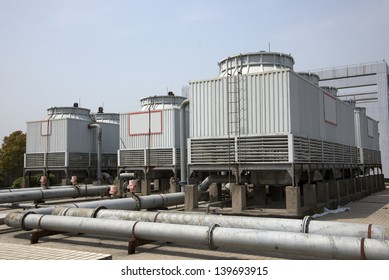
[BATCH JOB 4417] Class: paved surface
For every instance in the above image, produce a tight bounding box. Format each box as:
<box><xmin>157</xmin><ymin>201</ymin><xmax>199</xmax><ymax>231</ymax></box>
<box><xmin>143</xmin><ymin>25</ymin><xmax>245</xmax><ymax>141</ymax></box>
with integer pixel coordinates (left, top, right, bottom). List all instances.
<box><xmin>0</xmin><ymin>187</ymin><xmax>388</xmax><ymax>260</ymax></box>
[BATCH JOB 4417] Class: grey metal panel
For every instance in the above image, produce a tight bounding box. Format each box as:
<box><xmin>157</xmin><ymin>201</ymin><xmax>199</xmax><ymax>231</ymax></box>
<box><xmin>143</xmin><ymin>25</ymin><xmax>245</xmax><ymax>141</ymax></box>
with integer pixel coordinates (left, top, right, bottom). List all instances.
<box><xmin>289</xmin><ymin>72</ymin><xmax>321</xmax><ymax>139</ymax></box>
<box><xmin>312</xmin><ymin>60</ymin><xmax>387</xmax><ymax>175</ymax></box>
<box><xmin>355</xmin><ymin>110</ymin><xmax>380</xmax><ymax>151</ymax></box>
<box><xmin>99</xmin><ymin>122</ymin><xmax>119</xmax><ymax>153</ymax></box>
<box><xmin>66</xmin><ymin>119</ymin><xmax>93</xmax><ymax>153</ymax></box>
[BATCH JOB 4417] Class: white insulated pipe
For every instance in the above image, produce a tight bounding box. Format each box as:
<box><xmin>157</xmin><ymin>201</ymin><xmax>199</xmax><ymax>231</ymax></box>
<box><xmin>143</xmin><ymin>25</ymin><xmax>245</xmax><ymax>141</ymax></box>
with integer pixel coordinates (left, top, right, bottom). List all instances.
<box><xmin>51</xmin><ymin>208</ymin><xmax>389</xmax><ymax>241</ymax></box>
<box><xmin>5</xmin><ymin>212</ymin><xmax>389</xmax><ymax>260</ymax></box>
<box><xmin>0</xmin><ymin>185</ymin><xmax>110</xmax><ymax>204</ymax></box>
<box><xmin>179</xmin><ymin>99</ymin><xmax>189</xmax><ymax>184</ymax></box>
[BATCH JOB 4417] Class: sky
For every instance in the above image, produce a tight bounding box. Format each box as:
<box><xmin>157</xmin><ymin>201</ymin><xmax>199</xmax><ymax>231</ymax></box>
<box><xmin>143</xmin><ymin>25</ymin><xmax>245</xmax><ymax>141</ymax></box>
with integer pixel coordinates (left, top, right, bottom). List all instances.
<box><xmin>0</xmin><ymin>0</ymin><xmax>388</xmax><ymax>140</ymax></box>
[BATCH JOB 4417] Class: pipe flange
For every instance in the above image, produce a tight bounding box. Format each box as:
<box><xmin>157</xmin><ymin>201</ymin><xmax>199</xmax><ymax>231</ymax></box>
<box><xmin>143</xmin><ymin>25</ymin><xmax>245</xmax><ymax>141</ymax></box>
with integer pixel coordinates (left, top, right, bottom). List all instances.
<box><xmin>301</xmin><ymin>216</ymin><xmax>312</xmax><ymax>233</ymax></box>
<box><xmin>130</xmin><ymin>193</ymin><xmax>141</xmax><ymax>211</ymax></box>
<box><xmin>39</xmin><ymin>189</ymin><xmax>45</xmax><ymax>201</ymax></box>
<box><xmin>71</xmin><ymin>185</ymin><xmax>81</xmax><ymax>198</ymax></box>
<box><xmin>131</xmin><ymin>221</ymin><xmax>140</xmax><ymax>239</ymax></box>
<box><xmin>158</xmin><ymin>194</ymin><xmax>165</xmax><ymax>207</ymax></box>
<box><xmin>207</xmin><ymin>223</ymin><xmax>219</xmax><ymax>250</ymax></box>
<box><xmin>91</xmin><ymin>206</ymin><xmax>107</xmax><ymax>218</ymax></box>
<box><xmin>153</xmin><ymin>212</ymin><xmax>162</xmax><ymax>223</ymax></box>
<box><xmin>20</xmin><ymin>211</ymin><xmax>34</xmax><ymax>231</ymax></box>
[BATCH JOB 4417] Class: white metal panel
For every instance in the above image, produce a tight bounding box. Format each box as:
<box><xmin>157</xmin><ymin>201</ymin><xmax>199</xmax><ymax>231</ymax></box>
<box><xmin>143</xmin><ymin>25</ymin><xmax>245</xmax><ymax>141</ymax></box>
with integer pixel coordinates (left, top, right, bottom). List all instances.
<box><xmin>189</xmin><ymin>78</ymin><xmax>228</xmax><ymax>138</ymax></box>
<box><xmin>120</xmin><ymin>108</ymin><xmax>186</xmax><ymax>150</ymax></box>
<box><xmin>26</xmin><ymin>119</ymin><xmax>68</xmax><ymax>153</ymax></box>
<box><xmin>129</xmin><ymin>111</ymin><xmax>162</xmax><ymax>135</ymax></box>
<box><xmin>190</xmin><ymin>70</ymin><xmax>292</xmax><ymax>138</ymax></box>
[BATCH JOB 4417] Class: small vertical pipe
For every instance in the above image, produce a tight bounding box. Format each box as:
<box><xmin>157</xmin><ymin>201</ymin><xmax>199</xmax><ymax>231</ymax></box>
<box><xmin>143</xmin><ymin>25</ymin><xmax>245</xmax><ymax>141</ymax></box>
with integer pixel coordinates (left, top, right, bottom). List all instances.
<box><xmin>180</xmin><ymin>99</ymin><xmax>190</xmax><ymax>185</ymax></box>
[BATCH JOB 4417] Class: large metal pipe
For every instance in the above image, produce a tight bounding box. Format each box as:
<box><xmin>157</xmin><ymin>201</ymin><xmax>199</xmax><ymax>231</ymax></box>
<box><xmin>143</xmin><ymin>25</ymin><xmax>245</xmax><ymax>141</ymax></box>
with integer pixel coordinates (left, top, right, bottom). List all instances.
<box><xmin>0</xmin><ymin>186</ymin><xmax>73</xmax><ymax>193</ymax></box>
<box><xmin>9</xmin><ymin>192</ymin><xmax>185</xmax><ymax>215</ymax></box>
<box><xmin>0</xmin><ymin>185</ymin><xmax>110</xmax><ymax>204</ymax></box>
<box><xmin>180</xmin><ymin>99</ymin><xmax>189</xmax><ymax>185</ymax></box>
<box><xmin>88</xmin><ymin>123</ymin><xmax>102</xmax><ymax>184</ymax></box>
<box><xmin>51</xmin><ymin>208</ymin><xmax>389</xmax><ymax>240</ymax></box>
<box><xmin>198</xmin><ymin>175</ymin><xmax>235</xmax><ymax>192</ymax></box>
<box><xmin>5</xmin><ymin>212</ymin><xmax>389</xmax><ymax>259</ymax></box>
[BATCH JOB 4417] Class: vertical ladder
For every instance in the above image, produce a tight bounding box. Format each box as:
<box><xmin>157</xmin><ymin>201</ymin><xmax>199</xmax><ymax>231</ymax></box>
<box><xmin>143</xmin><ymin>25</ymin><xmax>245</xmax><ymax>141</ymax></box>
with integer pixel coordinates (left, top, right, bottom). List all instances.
<box><xmin>226</xmin><ymin>55</ymin><xmax>246</xmax><ymax>184</ymax></box>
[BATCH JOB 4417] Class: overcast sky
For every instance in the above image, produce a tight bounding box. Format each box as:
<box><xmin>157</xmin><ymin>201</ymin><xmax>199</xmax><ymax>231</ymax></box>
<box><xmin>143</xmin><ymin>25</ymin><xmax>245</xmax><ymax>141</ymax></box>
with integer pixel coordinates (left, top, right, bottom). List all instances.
<box><xmin>1</xmin><ymin>0</ymin><xmax>388</xmax><ymax>140</ymax></box>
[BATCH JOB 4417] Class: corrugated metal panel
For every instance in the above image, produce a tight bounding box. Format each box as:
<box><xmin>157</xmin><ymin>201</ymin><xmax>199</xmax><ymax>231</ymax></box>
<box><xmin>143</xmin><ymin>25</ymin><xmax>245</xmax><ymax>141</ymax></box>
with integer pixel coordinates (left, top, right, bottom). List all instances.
<box><xmin>355</xmin><ymin>110</ymin><xmax>380</xmax><ymax>151</ymax></box>
<box><xmin>289</xmin><ymin>72</ymin><xmax>356</xmax><ymax>146</ymax></box>
<box><xmin>26</xmin><ymin>120</ymin><xmax>68</xmax><ymax>153</ymax></box>
<box><xmin>189</xmin><ymin>71</ymin><xmax>291</xmax><ymax>138</ymax></box>
<box><xmin>190</xmin><ymin>70</ymin><xmax>356</xmax><ymax>147</ymax></box>
<box><xmin>289</xmin><ymin>73</ymin><xmax>321</xmax><ymax>139</ymax></box>
<box><xmin>246</xmin><ymin>71</ymin><xmax>290</xmax><ymax>135</ymax></box>
<box><xmin>120</xmin><ymin>109</ymin><xmax>186</xmax><ymax>150</ymax></box>
<box><xmin>67</xmin><ymin>119</ymin><xmax>93</xmax><ymax>153</ymax></box>
<box><xmin>99</xmin><ymin>122</ymin><xmax>119</xmax><ymax>153</ymax></box>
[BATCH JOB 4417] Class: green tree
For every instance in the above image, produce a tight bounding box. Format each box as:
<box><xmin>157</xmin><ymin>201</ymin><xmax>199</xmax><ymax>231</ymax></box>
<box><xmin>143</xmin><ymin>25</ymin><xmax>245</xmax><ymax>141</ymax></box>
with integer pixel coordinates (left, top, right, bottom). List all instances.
<box><xmin>0</xmin><ymin>130</ymin><xmax>26</xmax><ymax>187</ymax></box>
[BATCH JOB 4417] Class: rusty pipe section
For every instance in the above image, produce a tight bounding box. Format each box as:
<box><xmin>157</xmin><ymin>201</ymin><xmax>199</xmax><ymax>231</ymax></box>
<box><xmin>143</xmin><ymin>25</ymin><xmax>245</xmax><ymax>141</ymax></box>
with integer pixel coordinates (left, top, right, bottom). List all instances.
<box><xmin>5</xmin><ymin>212</ymin><xmax>389</xmax><ymax>260</ymax></box>
<box><xmin>0</xmin><ymin>185</ymin><xmax>110</xmax><ymax>204</ymax></box>
<box><xmin>50</xmin><ymin>208</ymin><xmax>389</xmax><ymax>241</ymax></box>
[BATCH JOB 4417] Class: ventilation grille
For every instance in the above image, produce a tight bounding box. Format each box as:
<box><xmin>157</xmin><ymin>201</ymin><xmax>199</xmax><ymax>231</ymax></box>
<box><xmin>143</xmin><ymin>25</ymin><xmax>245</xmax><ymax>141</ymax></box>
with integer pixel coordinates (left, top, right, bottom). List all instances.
<box><xmin>238</xmin><ymin>136</ymin><xmax>289</xmax><ymax>162</ymax></box>
<box><xmin>361</xmin><ymin>148</ymin><xmax>382</xmax><ymax>165</ymax></box>
<box><xmin>294</xmin><ymin>136</ymin><xmax>360</xmax><ymax>164</ymax></box>
<box><xmin>146</xmin><ymin>149</ymin><xmax>173</xmax><ymax>166</ymax></box>
<box><xmin>46</xmin><ymin>152</ymin><xmax>65</xmax><ymax>167</ymax></box>
<box><xmin>25</xmin><ymin>153</ymin><xmax>44</xmax><ymax>168</ymax></box>
<box><xmin>190</xmin><ymin>135</ymin><xmax>289</xmax><ymax>164</ymax></box>
<box><xmin>119</xmin><ymin>150</ymin><xmax>144</xmax><ymax>166</ymax></box>
<box><xmin>119</xmin><ymin>148</ymin><xmax>176</xmax><ymax>167</ymax></box>
<box><xmin>190</xmin><ymin>138</ymin><xmax>234</xmax><ymax>164</ymax></box>
<box><xmin>69</xmin><ymin>153</ymin><xmax>89</xmax><ymax>168</ymax></box>
<box><xmin>90</xmin><ymin>154</ymin><xmax>117</xmax><ymax>168</ymax></box>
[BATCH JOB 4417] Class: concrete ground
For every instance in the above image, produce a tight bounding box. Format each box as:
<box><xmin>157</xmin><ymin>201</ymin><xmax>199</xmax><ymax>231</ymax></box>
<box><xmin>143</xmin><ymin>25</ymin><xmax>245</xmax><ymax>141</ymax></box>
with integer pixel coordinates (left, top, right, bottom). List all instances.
<box><xmin>0</xmin><ymin>186</ymin><xmax>388</xmax><ymax>260</ymax></box>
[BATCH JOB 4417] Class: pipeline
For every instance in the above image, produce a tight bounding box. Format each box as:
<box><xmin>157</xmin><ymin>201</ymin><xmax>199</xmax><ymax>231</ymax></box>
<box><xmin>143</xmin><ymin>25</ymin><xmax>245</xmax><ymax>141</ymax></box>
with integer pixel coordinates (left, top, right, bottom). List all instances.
<box><xmin>5</xmin><ymin>212</ymin><xmax>389</xmax><ymax>259</ymax></box>
<box><xmin>1</xmin><ymin>192</ymin><xmax>185</xmax><ymax>219</ymax></box>
<box><xmin>0</xmin><ymin>185</ymin><xmax>110</xmax><ymax>204</ymax></box>
<box><xmin>88</xmin><ymin>123</ymin><xmax>102</xmax><ymax>184</ymax></box>
<box><xmin>0</xmin><ymin>192</ymin><xmax>185</xmax><ymax>225</ymax></box>
<box><xmin>198</xmin><ymin>175</ymin><xmax>236</xmax><ymax>192</ymax></box>
<box><xmin>0</xmin><ymin>186</ymin><xmax>74</xmax><ymax>193</ymax></box>
<box><xmin>50</xmin><ymin>207</ymin><xmax>389</xmax><ymax>240</ymax></box>
<box><xmin>179</xmin><ymin>99</ymin><xmax>189</xmax><ymax>184</ymax></box>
